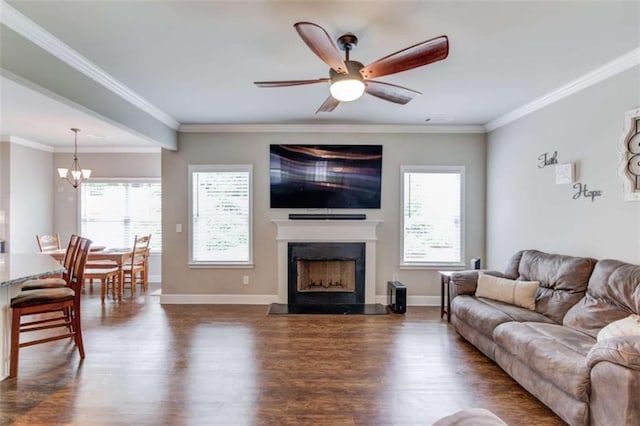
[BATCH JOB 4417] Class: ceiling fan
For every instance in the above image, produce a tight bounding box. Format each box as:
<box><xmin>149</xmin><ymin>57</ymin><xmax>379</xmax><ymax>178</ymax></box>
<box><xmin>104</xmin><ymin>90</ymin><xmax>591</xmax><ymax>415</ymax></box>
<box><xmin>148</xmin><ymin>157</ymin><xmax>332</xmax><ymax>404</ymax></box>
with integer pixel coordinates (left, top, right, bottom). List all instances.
<box><xmin>254</xmin><ymin>22</ymin><xmax>449</xmax><ymax>113</ymax></box>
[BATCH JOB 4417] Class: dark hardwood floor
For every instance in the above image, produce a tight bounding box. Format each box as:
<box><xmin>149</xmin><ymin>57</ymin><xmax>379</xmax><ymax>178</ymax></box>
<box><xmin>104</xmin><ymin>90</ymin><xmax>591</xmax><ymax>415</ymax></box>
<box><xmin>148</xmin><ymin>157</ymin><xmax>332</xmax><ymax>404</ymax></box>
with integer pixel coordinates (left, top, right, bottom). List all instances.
<box><xmin>1</xmin><ymin>283</ymin><xmax>564</xmax><ymax>425</ymax></box>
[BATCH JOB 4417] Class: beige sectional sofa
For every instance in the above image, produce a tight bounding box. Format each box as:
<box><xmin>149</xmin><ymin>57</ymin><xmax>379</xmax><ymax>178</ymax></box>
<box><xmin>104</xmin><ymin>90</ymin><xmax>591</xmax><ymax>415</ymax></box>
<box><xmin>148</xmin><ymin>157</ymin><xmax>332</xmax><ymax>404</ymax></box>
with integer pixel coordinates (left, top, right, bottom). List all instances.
<box><xmin>449</xmin><ymin>250</ymin><xmax>640</xmax><ymax>426</ymax></box>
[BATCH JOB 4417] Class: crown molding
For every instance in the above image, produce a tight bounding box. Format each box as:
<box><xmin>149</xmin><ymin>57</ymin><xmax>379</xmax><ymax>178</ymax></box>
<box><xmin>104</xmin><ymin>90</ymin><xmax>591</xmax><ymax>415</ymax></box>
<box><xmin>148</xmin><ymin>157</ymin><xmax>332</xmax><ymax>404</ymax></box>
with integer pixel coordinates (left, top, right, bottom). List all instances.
<box><xmin>54</xmin><ymin>146</ymin><xmax>161</xmax><ymax>154</ymax></box>
<box><xmin>486</xmin><ymin>47</ymin><xmax>640</xmax><ymax>132</ymax></box>
<box><xmin>0</xmin><ymin>0</ymin><xmax>180</xmax><ymax>130</ymax></box>
<box><xmin>0</xmin><ymin>135</ymin><xmax>54</xmax><ymax>152</ymax></box>
<box><xmin>179</xmin><ymin>123</ymin><xmax>486</xmax><ymax>134</ymax></box>
<box><xmin>0</xmin><ymin>135</ymin><xmax>160</xmax><ymax>154</ymax></box>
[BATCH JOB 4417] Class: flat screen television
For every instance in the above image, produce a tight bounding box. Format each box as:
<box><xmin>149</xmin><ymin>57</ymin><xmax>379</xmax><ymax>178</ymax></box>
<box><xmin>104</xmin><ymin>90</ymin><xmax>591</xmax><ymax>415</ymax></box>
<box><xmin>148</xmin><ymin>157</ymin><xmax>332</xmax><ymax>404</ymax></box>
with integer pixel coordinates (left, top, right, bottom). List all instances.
<box><xmin>270</xmin><ymin>144</ymin><xmax>383</xmax><ymax>209</ymax></box>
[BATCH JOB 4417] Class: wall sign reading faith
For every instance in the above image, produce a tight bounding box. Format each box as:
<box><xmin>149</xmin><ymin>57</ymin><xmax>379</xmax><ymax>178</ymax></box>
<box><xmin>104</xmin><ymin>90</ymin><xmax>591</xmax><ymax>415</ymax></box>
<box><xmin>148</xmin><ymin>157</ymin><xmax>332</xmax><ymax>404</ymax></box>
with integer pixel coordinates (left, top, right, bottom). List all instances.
<box><xmin>572</xmin><ymin>182</ymin><xmax>603</xmax><ymax>202</ymax></box>
<box><xmin>538</xmin><ymin>151</ymin><xmax>558</xmax><ymax>168</ymax></box>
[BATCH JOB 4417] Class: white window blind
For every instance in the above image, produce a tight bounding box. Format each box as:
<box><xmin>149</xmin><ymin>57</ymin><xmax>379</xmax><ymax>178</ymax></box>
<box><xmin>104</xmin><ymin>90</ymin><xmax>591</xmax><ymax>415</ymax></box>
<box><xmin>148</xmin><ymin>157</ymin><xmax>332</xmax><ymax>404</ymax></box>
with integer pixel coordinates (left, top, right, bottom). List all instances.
<box><xmin>401</xmin><ymin>166</ymin><xmax>464</xmax><ymax>266</ymax></box>
<box><xmin>190</xmin><ymin>165</ymin><xmax>252</xmax><ymax>264</ymax></box>
<box><xmin>80</xmin><ymin>181</ymin><xmax>161</xmax><ymax>251</ymax></box>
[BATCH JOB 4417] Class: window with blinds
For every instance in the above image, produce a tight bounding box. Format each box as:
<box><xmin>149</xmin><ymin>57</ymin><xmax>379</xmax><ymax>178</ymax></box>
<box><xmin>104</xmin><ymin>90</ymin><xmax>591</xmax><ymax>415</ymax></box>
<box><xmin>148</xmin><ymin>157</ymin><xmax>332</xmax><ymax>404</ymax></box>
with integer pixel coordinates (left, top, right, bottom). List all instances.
<box><xmin>80</xmin><ymin>181</ymin><xmax>161</xmax><ymax>251</ymax></box>
<box><xmin>401</xmin><ymin>166</ymin><xmax>464</xmax><ymax>266</ymax></box>
<box><xmin>189</xmin><ymin>165</ymin><xmax>252</xmax><ymax>265</ymax></box>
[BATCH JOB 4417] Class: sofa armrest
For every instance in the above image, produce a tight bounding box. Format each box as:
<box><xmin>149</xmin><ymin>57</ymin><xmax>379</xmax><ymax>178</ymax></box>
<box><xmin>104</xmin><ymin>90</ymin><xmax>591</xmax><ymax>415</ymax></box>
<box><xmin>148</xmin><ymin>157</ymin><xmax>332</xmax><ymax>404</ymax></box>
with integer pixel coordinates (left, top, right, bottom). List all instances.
<box><xmin>586</xmin><ymin>336</ymin><xmax>640</xmax><ymax>371</ymax></box>
<box><xmin>449</xmin><ymin>270</ymin><xmax>506</xmax><ymax>300</ymax></box>
<box><xmin>589</xmin><ymin>360</ymin><xmax>640</xmax><ymax>425</ymax></box>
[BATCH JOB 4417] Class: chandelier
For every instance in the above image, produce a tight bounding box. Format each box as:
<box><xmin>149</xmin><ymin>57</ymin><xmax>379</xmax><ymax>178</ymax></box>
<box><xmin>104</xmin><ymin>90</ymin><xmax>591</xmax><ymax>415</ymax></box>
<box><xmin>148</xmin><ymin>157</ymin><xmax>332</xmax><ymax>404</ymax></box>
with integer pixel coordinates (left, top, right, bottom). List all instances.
<box><xmin>57</xmin><ymin>128</ymin><xmax>91</xmax><ymax>188</ymax></box>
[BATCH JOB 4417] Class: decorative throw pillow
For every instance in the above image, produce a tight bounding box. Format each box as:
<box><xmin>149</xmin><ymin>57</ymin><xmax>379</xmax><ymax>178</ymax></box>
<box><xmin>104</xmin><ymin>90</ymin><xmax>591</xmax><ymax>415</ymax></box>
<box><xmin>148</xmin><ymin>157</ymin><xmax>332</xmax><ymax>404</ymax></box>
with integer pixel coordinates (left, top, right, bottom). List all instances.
<box><xmin>597</xmin><ymin>314</ymin><xmax>640</xmax><ymax>342</ymax></box>
<box><xmin>475</xmin><ymin>273</ymin><xmax>539</xmax><ymax>311</ymax></box>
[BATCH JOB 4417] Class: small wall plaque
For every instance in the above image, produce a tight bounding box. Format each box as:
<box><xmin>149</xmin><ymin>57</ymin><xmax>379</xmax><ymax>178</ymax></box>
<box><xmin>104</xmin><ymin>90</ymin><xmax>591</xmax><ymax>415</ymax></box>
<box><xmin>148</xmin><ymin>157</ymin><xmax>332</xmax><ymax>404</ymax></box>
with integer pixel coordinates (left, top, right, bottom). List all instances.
<box><xmin>555</xmin><ymin>163</ymin><xmax>575</xmax><ymax>184</ymax></box>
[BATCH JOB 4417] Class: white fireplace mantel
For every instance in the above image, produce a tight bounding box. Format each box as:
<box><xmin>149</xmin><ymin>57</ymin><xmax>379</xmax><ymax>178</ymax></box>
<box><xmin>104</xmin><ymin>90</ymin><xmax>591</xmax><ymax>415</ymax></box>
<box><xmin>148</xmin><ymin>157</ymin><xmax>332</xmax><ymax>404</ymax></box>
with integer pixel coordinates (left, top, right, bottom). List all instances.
<box><xmin>272</xmin><ymin>219</ymin><xmax>382</xmax><ymax>303</ymax></box>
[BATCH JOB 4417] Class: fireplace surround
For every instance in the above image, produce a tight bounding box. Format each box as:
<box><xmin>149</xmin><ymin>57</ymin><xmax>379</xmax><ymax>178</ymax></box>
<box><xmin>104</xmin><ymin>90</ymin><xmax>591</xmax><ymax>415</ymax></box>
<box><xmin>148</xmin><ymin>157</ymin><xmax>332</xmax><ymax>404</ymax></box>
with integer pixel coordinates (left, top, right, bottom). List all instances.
<box><xmin>272</xmin><ymin>219</ymin><xmax>382</xmax><ymax>304</ymax></box>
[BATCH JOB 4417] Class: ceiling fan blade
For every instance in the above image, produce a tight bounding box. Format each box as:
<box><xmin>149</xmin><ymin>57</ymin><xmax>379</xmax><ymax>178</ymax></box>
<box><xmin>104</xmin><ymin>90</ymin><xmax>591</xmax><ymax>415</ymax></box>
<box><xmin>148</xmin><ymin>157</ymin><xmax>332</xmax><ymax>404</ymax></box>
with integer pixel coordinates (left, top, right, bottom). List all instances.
<box><xmin>365</xmin><ymin>80</ymin><xmax>421</xmax><ymax>105</ymax></box>
<box><xmin>294</xmin><ymin>22</ymin><xmax>348</xmax><ymax>74</ymax></box>
<box><xmin>254</xmin><ymin>78</ymin><xmax>330</xmax><ymax>88</ymax></box>
<box><xmin>360</xmin><ymin>35</ymin><xmax>449</xmax><ymax>79</ymax></box>
<box><xmin>316</xmin><ymin>96</ymin><xmax>340</xmax><ymax>113</ymax></box>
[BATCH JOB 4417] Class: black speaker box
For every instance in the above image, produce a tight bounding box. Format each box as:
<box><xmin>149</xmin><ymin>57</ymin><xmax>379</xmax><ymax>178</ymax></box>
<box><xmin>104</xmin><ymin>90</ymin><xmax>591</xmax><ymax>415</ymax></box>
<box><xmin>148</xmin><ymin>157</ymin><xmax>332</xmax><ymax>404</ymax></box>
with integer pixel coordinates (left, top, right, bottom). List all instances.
<box><xmin>387</xmin><ymin>281</ymin><xmax>407</xmax><ymax>314</ymax></box>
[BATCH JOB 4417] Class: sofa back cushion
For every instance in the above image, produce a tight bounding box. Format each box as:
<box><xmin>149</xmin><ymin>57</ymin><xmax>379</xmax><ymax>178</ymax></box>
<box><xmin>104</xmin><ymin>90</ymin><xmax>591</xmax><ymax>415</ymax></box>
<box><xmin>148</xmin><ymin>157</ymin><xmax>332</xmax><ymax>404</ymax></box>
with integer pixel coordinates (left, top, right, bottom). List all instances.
<box><xmin>503</xmin><ymin>250</ymin><xmax>525</xmax><ymax>279</ymax></box>
<box><xmin>516</xmin><ymin>250</ymin><xmax>597</xmax><ymax>323</ymax></box>
<box><xmin>563</xmin><ymin>259</ymin><xmax>640</xmax><ymax>338</ymax></box>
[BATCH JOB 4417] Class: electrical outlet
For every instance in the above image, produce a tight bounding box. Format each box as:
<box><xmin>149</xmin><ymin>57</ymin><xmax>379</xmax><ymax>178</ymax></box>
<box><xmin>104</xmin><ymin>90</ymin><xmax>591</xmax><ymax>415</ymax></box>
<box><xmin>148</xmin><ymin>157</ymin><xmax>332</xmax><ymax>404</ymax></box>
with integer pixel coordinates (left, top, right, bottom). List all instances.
<box><xmin>243</xmin><ymin>275</ymin><xmax>249</xmax><ymax>285</ymax></box>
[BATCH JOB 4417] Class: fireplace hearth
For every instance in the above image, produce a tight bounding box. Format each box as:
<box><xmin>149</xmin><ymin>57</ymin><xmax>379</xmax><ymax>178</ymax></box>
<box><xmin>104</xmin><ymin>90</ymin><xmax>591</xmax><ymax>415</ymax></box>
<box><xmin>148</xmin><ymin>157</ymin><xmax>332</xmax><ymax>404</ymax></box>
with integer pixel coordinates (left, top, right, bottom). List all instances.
<box><xmin>288</xmin><ymin>242</ymin><xmax>365</xmax><ymax>305</ymax></box>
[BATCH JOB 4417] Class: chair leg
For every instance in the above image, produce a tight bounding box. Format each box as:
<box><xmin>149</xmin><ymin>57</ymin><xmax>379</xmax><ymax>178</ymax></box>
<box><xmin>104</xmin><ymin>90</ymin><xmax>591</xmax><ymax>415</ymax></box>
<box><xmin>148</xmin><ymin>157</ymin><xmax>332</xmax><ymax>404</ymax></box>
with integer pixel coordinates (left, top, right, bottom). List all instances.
<box><xmin>65</xmin><ymin>307</ymin><xmax>74</xmax><ymax>335</ymax></box>
<box><xmin>9</xmin><ymin>308</ymin><xmax>21</xmax><ymax>378</ymax></box>
<box><xmin>72</xmin><ymin>307</ymin><xmax>85</xmax><ymax>359</ymax></box>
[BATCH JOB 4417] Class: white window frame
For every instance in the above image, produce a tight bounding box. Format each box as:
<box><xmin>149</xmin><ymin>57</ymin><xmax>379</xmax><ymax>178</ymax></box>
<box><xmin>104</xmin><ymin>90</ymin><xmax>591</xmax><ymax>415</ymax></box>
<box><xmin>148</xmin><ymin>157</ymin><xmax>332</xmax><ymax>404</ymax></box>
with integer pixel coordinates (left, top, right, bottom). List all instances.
<box><xmin>188</xmin><ymin>164</ymin><xmax>253</xmax><ymax>268</ymax></box>
<box><xmin>78</xmin><ymin>177</ymin><xmax>162</xmax><ymax>253</ymax></box>
<box><xmin>400</xmin><ymin>165</ymin><xmax>465</xmax><ymax>269</ymax></box>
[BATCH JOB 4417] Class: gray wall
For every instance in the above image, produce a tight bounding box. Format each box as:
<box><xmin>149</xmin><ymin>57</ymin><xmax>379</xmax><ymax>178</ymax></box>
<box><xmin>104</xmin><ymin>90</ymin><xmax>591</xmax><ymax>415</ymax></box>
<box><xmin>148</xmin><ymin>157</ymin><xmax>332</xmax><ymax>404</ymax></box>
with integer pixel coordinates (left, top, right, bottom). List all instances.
<box><xmin>3</xmin><ymin>143</ymin><xmax>53</xmax><ymax>253</ymax></box>
<box><xmin>486</xmin><ymin>66</ymin><xmax>640</xmax><ymax>269</ymax></box>
<box><xmin>54</xmin><ymin>152</ymin><xmax>162</xmax><ymax>279</ymax></box>
<box><xmin>162</xmin><ymin>132</ymin><xmax>486</xmax><ymax>299</ymax></box>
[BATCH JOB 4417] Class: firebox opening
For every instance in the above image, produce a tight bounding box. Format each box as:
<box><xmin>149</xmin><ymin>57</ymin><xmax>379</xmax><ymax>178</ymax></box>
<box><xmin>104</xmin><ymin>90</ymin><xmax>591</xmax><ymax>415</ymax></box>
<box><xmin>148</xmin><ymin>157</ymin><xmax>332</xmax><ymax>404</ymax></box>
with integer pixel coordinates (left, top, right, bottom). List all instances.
<box><xmin>287</xmin><ymin>242</ymin><xmax>366</xmax><ymax>305</ymax></box>
<box><xmin>296</xmin><ymin>260</ymin><xmax>356</xmax><ymax>293</ymax></box>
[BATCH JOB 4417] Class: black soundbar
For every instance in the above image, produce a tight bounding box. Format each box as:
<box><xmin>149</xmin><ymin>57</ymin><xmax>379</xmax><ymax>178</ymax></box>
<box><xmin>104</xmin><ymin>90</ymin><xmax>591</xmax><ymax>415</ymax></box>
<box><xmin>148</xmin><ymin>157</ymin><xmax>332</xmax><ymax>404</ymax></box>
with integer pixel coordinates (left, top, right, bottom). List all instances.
<box><xmin>288</xmin><ymin>214</ymin><xmax>367</xmax><ymax>220</ymax></box>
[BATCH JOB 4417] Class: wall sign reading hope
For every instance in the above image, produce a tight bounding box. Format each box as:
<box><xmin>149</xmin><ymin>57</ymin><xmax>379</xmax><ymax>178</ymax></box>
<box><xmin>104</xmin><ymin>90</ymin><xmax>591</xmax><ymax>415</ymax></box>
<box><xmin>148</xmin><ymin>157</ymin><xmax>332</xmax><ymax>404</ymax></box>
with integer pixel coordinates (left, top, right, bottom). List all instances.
<box><xmin>572</xmin><ymin>183</ymin><xmax>603</xmax><ymax>202</ymax></box>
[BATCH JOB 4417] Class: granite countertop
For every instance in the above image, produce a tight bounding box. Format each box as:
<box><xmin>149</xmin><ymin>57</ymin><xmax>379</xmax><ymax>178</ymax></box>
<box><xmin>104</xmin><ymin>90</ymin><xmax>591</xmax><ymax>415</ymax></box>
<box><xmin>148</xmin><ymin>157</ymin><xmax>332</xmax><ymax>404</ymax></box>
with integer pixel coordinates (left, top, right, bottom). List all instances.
<box><xmin>0</xmin><ymin>253</ymin><xmax>64</xmax><ymax>287</ymax></box>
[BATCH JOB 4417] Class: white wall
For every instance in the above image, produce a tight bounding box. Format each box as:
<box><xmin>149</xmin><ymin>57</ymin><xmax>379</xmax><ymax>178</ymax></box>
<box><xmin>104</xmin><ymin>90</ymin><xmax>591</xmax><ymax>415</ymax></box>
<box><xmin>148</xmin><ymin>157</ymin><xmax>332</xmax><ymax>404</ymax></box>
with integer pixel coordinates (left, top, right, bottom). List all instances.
<box><xmin>486</xmin><ymin>66</ymin><xmax>640</xmax><ymax>269</ymax></box>
<box><xmin>0</xmin><ymin>143</ymin><xmax>9</xmax><ymax>249</ymax></box>
<box><xmin>162</xmin><ymin>132</ymin><xmax>486</xmax><ymax>301</ymax></box>
<box><xmin>54</xmin><ymin>152</ymin><xmax>162</xmax><ymax>280</ymax></box>
<box><xmin>6</xmin><ymin>143</ymin><xmax>53</xmax><ymax>253</ymax></box>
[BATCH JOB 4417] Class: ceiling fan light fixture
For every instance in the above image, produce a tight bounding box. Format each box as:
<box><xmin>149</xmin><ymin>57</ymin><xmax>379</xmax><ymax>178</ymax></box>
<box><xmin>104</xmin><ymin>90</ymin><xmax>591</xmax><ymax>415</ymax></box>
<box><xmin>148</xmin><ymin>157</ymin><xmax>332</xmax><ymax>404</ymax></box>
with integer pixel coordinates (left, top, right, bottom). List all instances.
<box><xmin>330</xmin><ymin>78</ymin><xmax>365</xmax><ymax>102</ymax></box>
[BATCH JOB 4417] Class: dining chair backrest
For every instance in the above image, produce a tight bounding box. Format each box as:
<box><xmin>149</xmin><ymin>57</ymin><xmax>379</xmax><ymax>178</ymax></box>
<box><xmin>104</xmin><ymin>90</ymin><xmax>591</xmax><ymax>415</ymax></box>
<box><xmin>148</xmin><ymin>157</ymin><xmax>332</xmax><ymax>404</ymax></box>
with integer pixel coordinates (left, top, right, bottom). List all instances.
<box><xmin>61</xmin><ymin>234</ymin><xmax>80</xmax><ymax>282</ymax></box>
<box><xmin>129</xmin><ymin>234</ymin><xmax>151</xmax><ymax>268</ymax></box>
<box><xmin>36</xmin><ymin>234</ymin><xmax>61</xmax><ymax>252</ymax></box>
<box><xmin>69</xmin><ymin>237</ymin><xmax>92</xmax><ymax>295</ymax></box>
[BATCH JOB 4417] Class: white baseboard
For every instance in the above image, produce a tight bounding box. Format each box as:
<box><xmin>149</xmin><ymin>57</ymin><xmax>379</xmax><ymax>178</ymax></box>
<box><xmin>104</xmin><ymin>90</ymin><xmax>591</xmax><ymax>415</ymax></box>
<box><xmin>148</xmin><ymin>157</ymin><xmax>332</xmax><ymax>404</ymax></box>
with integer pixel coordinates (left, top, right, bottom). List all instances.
<box><xmin>160</xmin><ymin>294</ymin><xmax>278</xmax><ymax>305</ymax></box>
<box><xmin>161</xmin><ymin>293</ymin><xmax>440</xmax><ymax>306</ymax></box>
<box><xmin>375</xmin><ymin>295</ymin><xmax>440</xmax><ymax>306</ymax></box>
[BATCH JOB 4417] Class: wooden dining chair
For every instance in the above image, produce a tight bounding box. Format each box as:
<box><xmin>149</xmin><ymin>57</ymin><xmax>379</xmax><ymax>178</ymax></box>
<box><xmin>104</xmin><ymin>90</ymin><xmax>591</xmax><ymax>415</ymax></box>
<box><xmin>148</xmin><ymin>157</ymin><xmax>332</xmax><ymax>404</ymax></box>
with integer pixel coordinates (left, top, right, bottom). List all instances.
<box><xmin>36</xmin><ymin>234</ymin><xmax>61</xmax><ymax>252</ymax></box>
<box><xmin>9</xmin><ymin>236</ymin><xmax>91</xmax><ymax>378</ymax></box>
<box><xmin>122</xmin><ymin>234</ymin><xmax>151</xmax><ymax>295</ymax></box>
<box><xmin>84</xmin><ymin>264</ymin><xmax>121</xmax><ymax>303</ymax></box>
<box><xmin>22</xmin><ymin>234</ymin><xmax>80</xmax><ymax>291</ymax></box>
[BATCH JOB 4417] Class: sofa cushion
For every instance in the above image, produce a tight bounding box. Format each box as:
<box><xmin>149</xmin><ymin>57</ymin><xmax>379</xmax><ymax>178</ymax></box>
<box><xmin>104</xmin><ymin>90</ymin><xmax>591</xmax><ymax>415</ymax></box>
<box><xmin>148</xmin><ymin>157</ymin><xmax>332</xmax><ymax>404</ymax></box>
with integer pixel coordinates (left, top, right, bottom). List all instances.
<box><xmin>563</xmin><ymin>259</ymin><xmax>640</xmax><ymax>339</ymax></box>
<box><xmin>449</xmin><ymin>270</ymin><xmax>509</xmax><ymax>300</ymax></box>
<box><xmin>493</xmin><ymin>321</ymin><xmax>595</xmax><ymax>402</ymax></box>
<box><xmin>503</xmin><ymin>250</ymin><xmax>524</xmax><ymax>278</ymax></box>
<box><xmin>597</xmin><ymin>314</ymin><xmax>640</xmax><ymax>342</ymax></box>
<box><xmin>433</xmin><ymin>408</ymin><xmax>507</xmax><ymax>426</ymax></box>
<box><xmin>516</xmin><ymin>250</ymin><xmax>597</xmax><ymax>323</ymax></box>
<box><xmin>476</xmin><ymin>273</ymin><xmax>538</xmax><ymax>310</ymax></box>
<box><xmin>451</xmin><ymin>295</ymin><xmax>554</xmax><ymax>339</ymax></box>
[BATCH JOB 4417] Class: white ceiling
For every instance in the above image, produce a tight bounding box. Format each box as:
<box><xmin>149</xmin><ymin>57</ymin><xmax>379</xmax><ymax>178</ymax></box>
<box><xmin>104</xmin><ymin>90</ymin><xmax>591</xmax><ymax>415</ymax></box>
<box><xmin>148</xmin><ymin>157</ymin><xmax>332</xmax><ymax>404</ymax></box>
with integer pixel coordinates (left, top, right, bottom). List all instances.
<box><xmin>0</xmin><ymin>75</ymin><xmax>157</xmax><ymax>149</ymax></box>
<box><xmin>1</xmin><ymin>1</ymin><xmax>639</xmax><ymax>148</ymax></box>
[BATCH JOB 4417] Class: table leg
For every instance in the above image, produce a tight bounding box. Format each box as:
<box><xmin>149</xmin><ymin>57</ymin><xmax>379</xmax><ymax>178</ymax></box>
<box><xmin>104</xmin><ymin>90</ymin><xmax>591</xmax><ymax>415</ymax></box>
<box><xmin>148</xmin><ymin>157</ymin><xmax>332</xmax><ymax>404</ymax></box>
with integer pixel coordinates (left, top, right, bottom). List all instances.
<box><xmin>118</xmin><ymin>268</ymin><xmax>124</xmax><ymax>300</ymax></box>
<box><xmin>446</xmin><ymin>278</ymin><xmax>451</xmax><ymax>323</ymax></box>
<box><xmin>440</xmin><ymin>275</ymin><xmax>446</xmax><ymax>318</ymax></box>
<box><xmin>440</xmin><ymin>273</ymin><xmax>452</xmax><ymax>322</ymax></box>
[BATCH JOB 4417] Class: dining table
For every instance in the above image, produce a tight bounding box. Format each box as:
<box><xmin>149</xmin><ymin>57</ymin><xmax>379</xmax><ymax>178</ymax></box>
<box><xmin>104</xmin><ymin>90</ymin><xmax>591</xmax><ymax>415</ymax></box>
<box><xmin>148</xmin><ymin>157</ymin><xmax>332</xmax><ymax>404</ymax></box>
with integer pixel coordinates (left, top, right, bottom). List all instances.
<box><xmin>1</xmin><ymin>253</ymin><xmax>64</xmax><ymax>380</ymax></box>
<box><xmin>45</xmin><ymin>246</ymin><xmax>133</xmax><ymax>299</ymax></box>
